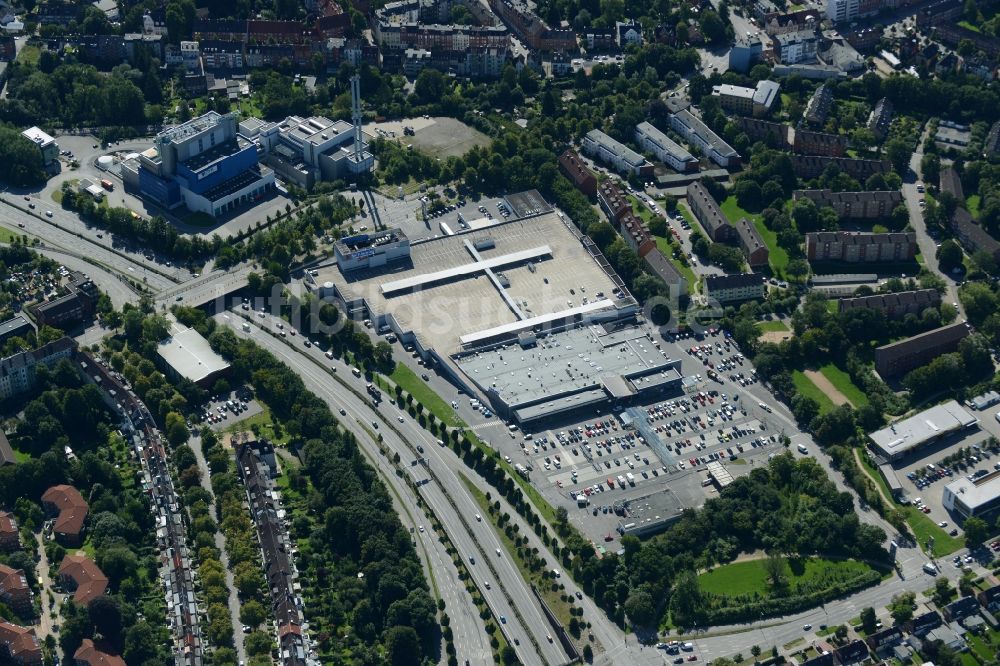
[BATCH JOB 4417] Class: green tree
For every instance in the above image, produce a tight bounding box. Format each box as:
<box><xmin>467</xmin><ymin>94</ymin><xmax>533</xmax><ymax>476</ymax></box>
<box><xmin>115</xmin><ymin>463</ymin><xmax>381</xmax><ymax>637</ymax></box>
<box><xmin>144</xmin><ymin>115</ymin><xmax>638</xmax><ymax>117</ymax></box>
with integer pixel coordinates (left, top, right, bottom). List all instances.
<box><xmin>623</xmin><ymin>589</ymin><xmax>657</xmax><ymax>627</ymax></box>
<box><xmin>937</xmin><ymin>239</ymin><xmax>964</xmax><ymax>272</ymax></box>
<box><xmin>963</xmin><ymin>516</ymin><xmax>989</xmax><ymax>546</ymax></box>
<box><xmin>888</xmin><ymin>592</ymin><xmax>916</xmax><ymax>624</ymax></box>
<box><xmin>885</xmin><ymin>138</ymin><xmax>913</xmax><ymax>174</ymax></box>
<box><xmin>385</xmin><ymin>626</ymin><xmax>421</xmax><ymax>666</ymax></box>
<box><xmin>240</xmin><ymin>600</ymin><xmax>267</xmax><ymax>628</ymax></box>
<box><xmin>933</xmin><ymin>577</ymin><xmax>953</xmax><ymax>606</ymax></box>
<box><xmin>860</xmin><ymin>606</ymin><xmax>877</xmax><ymax>634</ymax></box>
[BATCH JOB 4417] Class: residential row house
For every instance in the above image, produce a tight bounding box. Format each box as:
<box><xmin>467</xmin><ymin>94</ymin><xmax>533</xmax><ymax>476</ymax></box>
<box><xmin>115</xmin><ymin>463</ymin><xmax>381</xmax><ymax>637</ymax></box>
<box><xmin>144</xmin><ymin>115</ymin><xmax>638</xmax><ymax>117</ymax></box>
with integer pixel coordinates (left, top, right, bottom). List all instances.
<box><xmin>791</xmin><ymin>154</ymin><xmax>891</xmax><ymax>180</ymax></box>
<box><xmin>940</xmin><ymin>166</ymin><xmax>1000</xmax><ymax>264</ymax></box>
<box><xmin>805</xmin><ymin>231</ymin><xmax>917</xmax><ymax>263</ymax></box>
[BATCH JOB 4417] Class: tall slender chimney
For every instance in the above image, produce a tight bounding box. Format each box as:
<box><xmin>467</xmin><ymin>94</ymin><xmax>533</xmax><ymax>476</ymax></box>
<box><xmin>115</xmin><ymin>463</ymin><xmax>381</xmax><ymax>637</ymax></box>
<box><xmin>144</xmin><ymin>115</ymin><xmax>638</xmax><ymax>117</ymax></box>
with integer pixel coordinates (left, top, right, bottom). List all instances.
<box><xmin>351</xmin><ymin>73</ymin><xmax>363</xmax><ymax>161</ymax></box>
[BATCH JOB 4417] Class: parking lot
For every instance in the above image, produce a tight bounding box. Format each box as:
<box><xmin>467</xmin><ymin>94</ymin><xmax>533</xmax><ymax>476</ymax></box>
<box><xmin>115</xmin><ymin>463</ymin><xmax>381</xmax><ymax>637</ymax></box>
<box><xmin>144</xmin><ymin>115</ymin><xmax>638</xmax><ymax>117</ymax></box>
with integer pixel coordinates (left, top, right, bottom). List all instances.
<box><xmin>888</xmin><ymin>404</ymin><xmax>1000</xmax><ymax>538</ymax></box>
<box><xmin>471</xmin><ymin>328</ymin><xmax>791</xmax><ymax>544</ymax></box>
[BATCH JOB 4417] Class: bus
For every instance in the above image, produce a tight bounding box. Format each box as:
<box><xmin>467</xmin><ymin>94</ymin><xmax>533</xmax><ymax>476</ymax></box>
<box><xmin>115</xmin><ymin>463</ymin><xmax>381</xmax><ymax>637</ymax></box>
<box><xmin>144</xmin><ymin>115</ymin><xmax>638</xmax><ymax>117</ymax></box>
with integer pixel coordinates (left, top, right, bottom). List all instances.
<box><xmin>100</xmin><ymin>179</ymin><xmax>114</xmax><ymax>191</ymax></box>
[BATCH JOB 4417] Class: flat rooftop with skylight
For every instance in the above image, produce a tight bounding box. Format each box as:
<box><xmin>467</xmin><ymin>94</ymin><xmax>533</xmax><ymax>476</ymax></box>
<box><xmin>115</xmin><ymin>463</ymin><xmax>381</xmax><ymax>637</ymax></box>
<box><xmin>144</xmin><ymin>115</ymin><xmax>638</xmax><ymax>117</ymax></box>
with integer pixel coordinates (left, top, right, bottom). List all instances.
<box><xmin>868</xmin><ymin>400</ymin><xmax>979</xmax><ymax>461</ymax></box>
<box><xmin>328</xmin><ymin>209</ymin><xmax>627</xmax><ymax>358</ymax></box>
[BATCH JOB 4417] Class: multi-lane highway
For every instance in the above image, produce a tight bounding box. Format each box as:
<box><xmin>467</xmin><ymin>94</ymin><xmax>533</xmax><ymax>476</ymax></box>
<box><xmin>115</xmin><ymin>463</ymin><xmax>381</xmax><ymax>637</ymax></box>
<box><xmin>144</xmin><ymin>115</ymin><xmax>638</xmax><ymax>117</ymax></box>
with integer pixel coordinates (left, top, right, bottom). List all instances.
<box><xmin>219</xmin><ymin>311</ymin><xmax>568</xmax><ymax>666</ymax></box>
<box><xmin>0</xmin><ymin>197</ymin><xmax>181</xmax><ymax>291</ymax></box>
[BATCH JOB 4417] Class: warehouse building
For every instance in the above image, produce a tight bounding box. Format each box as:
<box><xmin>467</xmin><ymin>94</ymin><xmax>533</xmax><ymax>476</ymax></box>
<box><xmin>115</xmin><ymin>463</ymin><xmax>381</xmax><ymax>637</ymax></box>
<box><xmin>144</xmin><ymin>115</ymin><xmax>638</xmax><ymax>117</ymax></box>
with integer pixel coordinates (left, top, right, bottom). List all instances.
<box><xmin>943</xmin><ymin>469</ymin><xmax>1000</xmax><ymax>520</ymax></box>
<box><xmin>868</xmin><ymin>400</ymin><xmax>978</xmax><ymax>461</ymax></box>
<box><xmin>156</xmin><ymin>318</ymin><xmax>231</xmax><ymax>387</ymax></box>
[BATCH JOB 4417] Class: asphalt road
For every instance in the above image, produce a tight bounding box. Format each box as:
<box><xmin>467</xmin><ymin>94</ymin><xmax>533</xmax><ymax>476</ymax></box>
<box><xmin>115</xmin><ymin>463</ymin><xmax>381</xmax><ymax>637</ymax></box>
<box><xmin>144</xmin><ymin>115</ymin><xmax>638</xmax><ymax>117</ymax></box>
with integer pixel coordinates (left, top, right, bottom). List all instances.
<box><xmin>156</xmin><ymin>265</ymin><xmax>254</xmax><ymax>308</ymax></box>
<box><xmin>30</xmin><ymin>245</ymin><xmax>139</xmax><ymax>309</ymax></box>
<box><xmin>218</xmin><ymin>314</ymin><xmax>557</xmax><ymax>664</ymax></box>
<box><xmin>903</xmin><ymin>127</ymin><xmax>964</xmax><ymax>317</ymax></box>
<box><xmin>0</xmin><ymin>198</ymin><xmax>179</xmax><ymax>292</ymax></box>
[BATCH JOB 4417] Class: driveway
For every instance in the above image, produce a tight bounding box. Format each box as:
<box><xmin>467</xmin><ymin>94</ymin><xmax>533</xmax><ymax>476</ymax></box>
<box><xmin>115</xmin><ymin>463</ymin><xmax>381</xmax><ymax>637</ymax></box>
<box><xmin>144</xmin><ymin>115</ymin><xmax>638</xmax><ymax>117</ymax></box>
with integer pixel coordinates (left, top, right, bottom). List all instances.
<box><xmin>33</xmin><ymin>532</ymin><xmax>64</xmax><ymax>660</ymax></box>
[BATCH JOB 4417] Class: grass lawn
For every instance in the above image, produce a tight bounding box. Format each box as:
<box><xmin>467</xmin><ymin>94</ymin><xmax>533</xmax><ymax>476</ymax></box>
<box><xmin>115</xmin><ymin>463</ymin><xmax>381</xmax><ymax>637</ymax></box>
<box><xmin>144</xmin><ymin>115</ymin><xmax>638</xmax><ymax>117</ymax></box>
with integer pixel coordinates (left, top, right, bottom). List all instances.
<box><xmin>222</xmin><ymin>403</ymin><xmax>289</xmax><ymax>445</ymax></box>
<box><xmin>16</xmin><ymin>45</ymin><xmax>40</xmax><ymax>65</ymax></box>
<box><xmin>818</xmin><ymin>363</ymin><xmax>869</xmax><ymax>408</ymax></box>
<box><xmin>960</xmin><ymin>652</ymin><xmax>980</xmax><ymax>666</ymax></box>
<box><xmin>698</xmin><ymin>557</ymin><xmax>877</xmax><ymax>597</ymax></box>
<box><xmin>720</xmin><ymin>197</ymin><xmax>789</xmax><ymax>275</ymax></box>
<box><xmin>653</xmin><ymin>235</ymin><xmax>700</xmax><ymax>293</ymax></box>
<box><xmin>0</xmin><ymin>228</ymin><xmax>22</xmax><ymax>244</ymax></box>
<box><xmin>757</xmin><ymin>320</ymin><xmax>789</xmax><ymax>333</ymax></box>
<box><xmin>856</xmin><ymin>454</ymin><xmax>963</xmax><ymax>557</ymax></box>
<box><xmin>792</xmin><ymin>370</ymin><xmax>837</xmax><ymax>415</ymax></box>
<box><xmin>628</xmin><ymin>194</ymin><xmax>655</xmax><ymax>224</ymax></box>
<box><xmin>968</xmin><ymin>194</ymin><xmax>981</xmax><ymax>218</ymax></box>
<box><xmin>390</xmin><ymin>364</ymin><xmax>463</xmax><ymax>427</ymax></box>
<box><xmin>958</xmin><ymin>20</ymin><xmax>982</xmax><ymax>32</ymax></box>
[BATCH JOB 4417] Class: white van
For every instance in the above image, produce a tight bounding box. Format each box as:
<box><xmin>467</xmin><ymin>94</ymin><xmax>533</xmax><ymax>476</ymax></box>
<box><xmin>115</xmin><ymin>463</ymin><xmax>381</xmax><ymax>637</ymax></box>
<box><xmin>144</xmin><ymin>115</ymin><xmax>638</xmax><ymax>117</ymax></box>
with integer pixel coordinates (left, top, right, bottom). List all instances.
<box><xmin>797</xmin><ymin>444</ymin><xmax>808</xmax><ymax>454</ymax></box>
<box><xmin>923</xmin><ymin>562</ymin><xmax>938</xmax><ymax>575</ymax></box>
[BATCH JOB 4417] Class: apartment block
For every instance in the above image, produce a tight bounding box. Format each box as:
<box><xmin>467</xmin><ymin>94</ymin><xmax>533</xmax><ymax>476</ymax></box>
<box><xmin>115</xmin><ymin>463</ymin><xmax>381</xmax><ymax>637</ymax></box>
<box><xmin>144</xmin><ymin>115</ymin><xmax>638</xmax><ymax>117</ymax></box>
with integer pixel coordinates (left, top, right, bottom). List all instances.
<box><xmin>558</xmin><ymin>149</ymin><xmax>597</xmax><ymax>197</ymax></box>
<box><xmin>793</xmin><ymin>189</ymin><xmax>903</xmax><ymax>219</ymax></box>
<box><xmin>0</xmin><ymin>565</ymin><xmax>31</xmax><ymax>617</ymax></box>
<box><xmin>58</xmin><ymin>554</ymin><xmax>108</xmax><ymax>606</ymax></box>
<box><xmin>597</xmin><ymin>181</ymin><xmax>631</xmax><ymax>224</ymax></box>
<box><xmin>634</xmin><ymin>122</ymin><xmax>699</xmax><ymax>172</ymax></box>
<box><xmin>581</xmin><ymin>129</ymin><xmax>653</xmax><ymax>177</ymax></box>
<box><xmin>621</xmin><ymin>215</ymin><xmax>657</xmax><ymax>257</ymax></box>
<box><xmin>0</xmin><ymin>512</ymin><xmax>19</xmax><ymax>552</ymax></box>
<box><xmin>790</xmin><ymin>154</ymin><xmax>891</xmax><ymax>179</ymax></box>
<box><xmin>0</xmin><ymin>338</ymin><xmax>76</xmax><ymax>402</ymax></box>
<box><xmin>734</xmin><ymin>217</ymin><xmax>770</xmax><ymax>267</ymax></box>
<box><xmin>668</xmin><ymin>109</ymin><xmax>741</xmax><ymax>168</ymax></box>
<box><xmin>867</xmin><ymin>98</ymin><xmax>894</xmax><ymax>140</ymax></box>
<box><xmin>875</xmin><ymin>322</ymin><xmax>970</xmax><ymax>377</ymax></box>
<box><xmin>805</xmin><ymin>231</ymin><xmax>917</xmax><ymax>263</ymax></box>
<box><xmin>686</xmin><ymin>181</ymin><xmax>735</xmax><ymax>242</ymax></box>
<box><xmin>42</xmin><ymin>484</ymin><xmax>88</xmax><ymax>547</ymax></box>
<box><xmin>0</xmin><ymin>622</ymin><xmax>41</xmax><ymax>665</ymax></box>
<box><xmin>803</xmin><ymin>84</ymin><xmax>834</xmax><ymax>125</ymax></box>
<box><xmin>827</xmin><ymin>0</ymin><xmax>860</xmax><ymax>23</ymax></box>
<box><xmin>793</xmin><ymin>129</ymin><xmax>848</xmax><ymax>156</ymax></box>
<box><xmin>736</xmin><ymin>117</ymin><xmax>791</xmax><ymax>148</ymax></box>
<box><xmin>643</xmin><ymin>248</ymin><xmax>689</xmax><ymax>297</ymax></box>
<box><xmin>838</xmin><ymin>289</ymin><xmax>941</xmax><ymax>318</ymax></box>
<box><xmin>710</xmin><ymin>80</ymin><xmax>780</xmax><ymax>117</ymax></box>
<box><xmin>774</xmin><ymin>29</ymin><xmax>818</xmax><ymax>64</ymax></box>
<box><xmin>705</xmin><ymin>273</ymin><xmax>766</xmax><ymax>303</ymax></box>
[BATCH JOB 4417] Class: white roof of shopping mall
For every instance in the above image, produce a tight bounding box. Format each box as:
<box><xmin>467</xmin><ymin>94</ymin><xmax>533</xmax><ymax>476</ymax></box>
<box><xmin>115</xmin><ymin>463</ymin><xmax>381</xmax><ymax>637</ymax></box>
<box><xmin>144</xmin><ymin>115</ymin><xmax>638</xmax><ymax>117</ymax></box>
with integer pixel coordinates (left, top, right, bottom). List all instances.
<box><xmin>327</xmin><ymin>212</ymin><xmax>625</xmax><ymax>356</ymax></box>
<box><xmin>455</xmin><ymin>324</ymin><xmax>680</xmax><ymax>419</ymax></box>
<box><xmin>868</xmin><ymin>400</ymin><xmax>978</xmax><ymax>460</ymax></box>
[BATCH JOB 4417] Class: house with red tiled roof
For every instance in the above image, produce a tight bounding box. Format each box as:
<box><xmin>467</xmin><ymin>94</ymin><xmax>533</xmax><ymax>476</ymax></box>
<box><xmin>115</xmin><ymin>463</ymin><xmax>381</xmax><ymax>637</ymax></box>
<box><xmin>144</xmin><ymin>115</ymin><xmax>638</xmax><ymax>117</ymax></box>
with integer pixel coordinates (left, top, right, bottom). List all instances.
<box><xmin>73</xmin><ymin>638</ymin><xmax>126</xmax><ymax>666</ymax></box>
<box><xmin>42</xmin><ymin>485</ymin><xmax>88</xmax><ymax>546</ymax></box>
<box><xmin>0</xmin><ymin>511</ymin><xmax>19</xmax><ymax>552</ymax></box>
<box><xmin>58</xmin><ymin>554</ymin><xmax>108</xmax><ymax>606</ymax></box>
<box><xmin>0</xmin><ymin>564</ymin><xmax>31</xmax><ymax>616</ymax></box>
<box><xmin>0</xmin><ymin>621</ymin><xmax>42</xmax><ymax>665</ymax></box>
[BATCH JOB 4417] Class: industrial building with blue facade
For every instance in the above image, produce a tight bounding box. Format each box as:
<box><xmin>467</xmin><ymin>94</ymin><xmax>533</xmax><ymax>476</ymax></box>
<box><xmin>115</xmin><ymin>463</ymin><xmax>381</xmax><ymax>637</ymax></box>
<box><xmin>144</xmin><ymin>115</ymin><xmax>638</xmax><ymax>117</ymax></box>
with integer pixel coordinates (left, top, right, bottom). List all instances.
<box><xmin>138</xmin><ymin>111</ymin><xmax>276</xmax><ymax>218</ymax></box>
